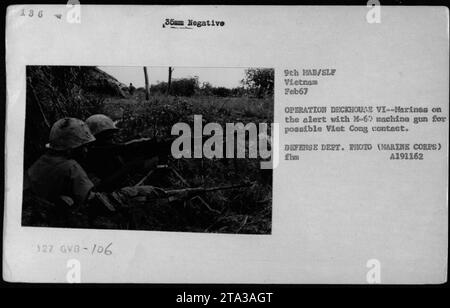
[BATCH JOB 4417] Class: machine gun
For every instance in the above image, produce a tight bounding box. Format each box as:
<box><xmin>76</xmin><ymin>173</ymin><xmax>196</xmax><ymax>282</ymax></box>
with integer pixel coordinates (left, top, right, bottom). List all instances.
<box><xmin>85</xmin><ymin>136</ymin><xmax>176</xmax><ymax>192</ymax></box>
<box><xmin>89</xmin><ymin>136</ymin><xmax>175</xmax><ymax>163</ymax></box>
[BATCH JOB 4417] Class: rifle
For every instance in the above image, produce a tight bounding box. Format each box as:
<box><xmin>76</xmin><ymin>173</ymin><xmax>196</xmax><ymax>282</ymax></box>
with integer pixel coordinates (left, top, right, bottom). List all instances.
<box><xmin>93</xmin><ymin>182</ymin><xmax>253</xmax><ymax>214</ymax></box>
<box><xmin>161</xmin><ymin>182</ymin><xmax>253</xmax><ymax>202</ymax></box>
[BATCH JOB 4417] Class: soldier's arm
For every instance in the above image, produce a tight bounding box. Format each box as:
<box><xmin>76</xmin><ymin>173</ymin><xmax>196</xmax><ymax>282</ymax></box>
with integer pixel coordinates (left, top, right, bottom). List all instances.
<box><xmin>69</xmin><ymin>161</ymin><xmax>96</xmax><ymax>207</ymax></box>
<box><xmin>93</xmin><ymin>156</ymin><xmax>158</xmax><ymax>192</ymax></box>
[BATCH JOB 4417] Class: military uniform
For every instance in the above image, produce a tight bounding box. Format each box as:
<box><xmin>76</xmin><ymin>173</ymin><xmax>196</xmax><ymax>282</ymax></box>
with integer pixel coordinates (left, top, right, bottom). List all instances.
<box><xmin>27</xmin><ymin>153</ymin><xmax>94</xmax><ymax>206</ymax></box>
<box><xmin>23</xmin><ymin>117</ymin><xmax>97</xmax><ymax>227</ymax></box>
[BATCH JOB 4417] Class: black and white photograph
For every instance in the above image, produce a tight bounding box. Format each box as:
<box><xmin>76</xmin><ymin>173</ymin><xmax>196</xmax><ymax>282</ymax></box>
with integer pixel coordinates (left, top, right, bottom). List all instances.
<box><xmin>2</xmin><ymin>4</ymin><xmax>448</xmax><ymax>285</ymax></box>
<box><xmin>21</xmin><ymin>66</ymin><xmax>274</xmax><ymax>233</ymax></box>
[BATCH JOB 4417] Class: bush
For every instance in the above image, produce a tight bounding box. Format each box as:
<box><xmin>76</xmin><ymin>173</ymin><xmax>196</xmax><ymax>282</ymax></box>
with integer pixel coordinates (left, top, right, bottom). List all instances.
<box><xmin>211</xmin><ymin>87</ymin><xmax>231</xmax><ymax>97</ymax></box>
<box><xmin>150</xmin><ymin>78</ymin><xmax>198</xmax><ymax>97</ymax></box>
<box><xmin>24</xmin><ymin>66</ymin><xmax>114</xmax><ymax>168</ymax></box>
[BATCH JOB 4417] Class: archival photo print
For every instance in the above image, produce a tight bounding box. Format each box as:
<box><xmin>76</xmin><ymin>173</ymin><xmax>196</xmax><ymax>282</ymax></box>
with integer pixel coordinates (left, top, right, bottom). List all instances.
<box><xmin>22</xmin><ymin>66</ymin><xmax>274</xmax><ymax>234</ymax></box>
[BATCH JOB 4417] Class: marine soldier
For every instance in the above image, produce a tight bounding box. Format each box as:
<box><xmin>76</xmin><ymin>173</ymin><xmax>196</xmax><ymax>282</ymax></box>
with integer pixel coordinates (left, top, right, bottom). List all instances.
<box><xmin>26</xmin><ymin>117</ymin><xmax>96</xmax><ymax>207</ymax></box>
<box><xmin>84</xmin><ymin>114</ymin><xmax>161</xmax><ymax>192</ymax></box>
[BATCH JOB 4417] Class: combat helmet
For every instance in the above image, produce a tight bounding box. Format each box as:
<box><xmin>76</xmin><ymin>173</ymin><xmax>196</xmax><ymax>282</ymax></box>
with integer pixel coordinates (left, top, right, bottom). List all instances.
<box><xmin>85</xmin><ymin>114</ymin><xmax>119</xmax><ymax>136</ymax></box>
<box><xmin>47</xmin><ymin>117</ymin><xmax>96</xmax><ymax>151</ymax></box>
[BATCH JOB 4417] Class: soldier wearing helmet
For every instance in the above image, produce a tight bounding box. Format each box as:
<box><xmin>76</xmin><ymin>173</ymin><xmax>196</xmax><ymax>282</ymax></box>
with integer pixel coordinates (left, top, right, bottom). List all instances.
<box><xmin>84</xmin><ymin>114</ymin><xmax>159</xmax><ymax>192</ymax></box>
<box><xmin>26</xmin><ymin>117</ymin><xmax>96</xmax><ymax>207</ymax></box>
<box><xmin>85</xmin><ymin>114</ymin><xmax>119</xmax><ymax>141</ymax></box>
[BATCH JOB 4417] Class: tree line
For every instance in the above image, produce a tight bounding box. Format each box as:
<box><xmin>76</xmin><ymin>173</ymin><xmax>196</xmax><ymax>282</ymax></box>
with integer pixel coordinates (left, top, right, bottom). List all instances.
<box><xmin>135</xmin><ymin>68</ymin><xmax>274</xmax><ymax>98</ymax></box>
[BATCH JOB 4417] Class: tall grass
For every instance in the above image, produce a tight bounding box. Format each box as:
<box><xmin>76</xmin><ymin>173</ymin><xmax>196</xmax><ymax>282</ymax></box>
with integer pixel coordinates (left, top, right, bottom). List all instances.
<box><xmin>101</xmin><ymin>95</ymin><xmax>273</xmax><ymax>234</ymax></box>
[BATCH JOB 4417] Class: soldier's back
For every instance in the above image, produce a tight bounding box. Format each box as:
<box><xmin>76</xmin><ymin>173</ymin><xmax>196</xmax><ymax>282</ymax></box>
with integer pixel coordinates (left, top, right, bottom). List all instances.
<box><xmin>28</xmin><ymin>153</ymin><xmax>93</xmax><ymax>205</ymax></box>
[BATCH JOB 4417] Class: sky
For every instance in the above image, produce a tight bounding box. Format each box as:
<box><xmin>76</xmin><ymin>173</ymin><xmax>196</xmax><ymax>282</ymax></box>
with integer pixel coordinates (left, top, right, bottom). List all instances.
<box><xmin>98</xmin><ymin>66</ymin><xmax>248</xmax><ymax>88</ymax></box>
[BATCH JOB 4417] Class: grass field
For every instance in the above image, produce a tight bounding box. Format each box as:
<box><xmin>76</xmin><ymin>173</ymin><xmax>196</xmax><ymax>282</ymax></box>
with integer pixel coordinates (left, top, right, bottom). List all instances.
<box><xmin>100</xmin><ymin>94</ymin><xmax>274</xmax><ymax>234</ymax></box>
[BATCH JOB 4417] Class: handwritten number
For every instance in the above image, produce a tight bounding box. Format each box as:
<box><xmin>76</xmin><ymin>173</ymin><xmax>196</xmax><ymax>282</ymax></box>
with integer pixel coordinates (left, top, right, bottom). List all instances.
<box><xmin>104</xmin><ymin>243</ymin><xmax>112</xmax><ymax>255</ymax></box>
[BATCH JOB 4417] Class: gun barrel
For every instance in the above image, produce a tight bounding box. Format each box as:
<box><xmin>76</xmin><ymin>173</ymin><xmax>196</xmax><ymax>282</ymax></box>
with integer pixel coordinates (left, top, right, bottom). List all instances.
<box><xmin>202</xmin><ymin>183</ymin><xmax>252</xmax><ymax>192</ymax></box>
<box><xmin>165</xmin><ymin>183</ymin><xmax>251</xmax><ymax>196</ymax></box>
